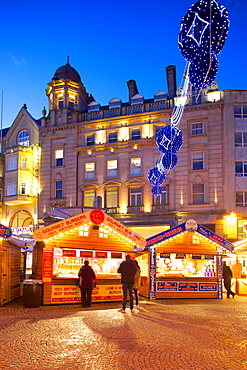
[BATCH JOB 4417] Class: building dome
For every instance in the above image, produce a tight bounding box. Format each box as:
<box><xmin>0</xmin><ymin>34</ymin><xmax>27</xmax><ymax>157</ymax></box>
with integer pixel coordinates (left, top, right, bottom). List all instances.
<box><xmin>53</xmin><ymin>58</ymin><xmax>82</xmax><ymax>84</ymax></box>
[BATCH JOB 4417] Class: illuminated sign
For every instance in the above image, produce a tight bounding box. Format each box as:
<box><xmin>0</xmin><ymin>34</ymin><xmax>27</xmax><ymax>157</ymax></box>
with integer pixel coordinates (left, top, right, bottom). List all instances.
<box><xmin>0</xmin><ymin>224</ymin><xmax>12</xmax><ymax>238</ymax></box>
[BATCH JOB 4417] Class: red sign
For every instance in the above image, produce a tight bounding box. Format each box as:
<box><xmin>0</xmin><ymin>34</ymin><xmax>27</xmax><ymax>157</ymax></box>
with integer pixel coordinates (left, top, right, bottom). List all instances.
<box><xmin>90</xmin><ymin>209</ymin><xmax>105</xmax><ymax>225</ymax></box>
<box><xmin>111</xmin><ymin>252</ymin><xmax>122</xmax><ymax>259</ymax></box>
<box><xmin>62</xmin><ymin>249</ymin><xmax>76</xmax><ymax>257</ymax></box>
<box><xmin>80</xmin><ymin>251</ymin><xmax>93</xmax><ymax>258</ymax></box>
<box><xmin>95</xmin><ymin>251</ymin><xmax>107</xmax><ymax>259</ymax></box>
<box><xmin>42</xmin><ymin>248</ymin><xmax>54</xmax><ymax>283</ymax></box>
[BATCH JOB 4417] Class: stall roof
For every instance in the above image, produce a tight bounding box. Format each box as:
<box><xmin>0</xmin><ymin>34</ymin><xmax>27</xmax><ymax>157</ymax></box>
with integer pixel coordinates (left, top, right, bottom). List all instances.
<box><xmin>146</xmin><ymin>220</ymin><xmax>234</xmax><ymax>252</ymax></box>
<box><xmin>33</xmin><ymin>209</ymin><xmax>146</xmax><ymax>249</ymax></box>
<box><xmin>233</xmin><ymin>238</ymin><xmax>247</xmax><ymax>253</ymax></box>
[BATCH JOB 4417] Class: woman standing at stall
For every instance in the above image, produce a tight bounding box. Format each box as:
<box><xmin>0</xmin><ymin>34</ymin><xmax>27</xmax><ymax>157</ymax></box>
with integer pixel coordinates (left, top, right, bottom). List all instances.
<box><xmin>78</xmin><ymin>261</ymin><xmax>96</xmax><ymax>307</ymax></box>
<box><xmin>133</xmin><ymin>260</ymin><xmax>141</xmax><ymax>307</ymax></box>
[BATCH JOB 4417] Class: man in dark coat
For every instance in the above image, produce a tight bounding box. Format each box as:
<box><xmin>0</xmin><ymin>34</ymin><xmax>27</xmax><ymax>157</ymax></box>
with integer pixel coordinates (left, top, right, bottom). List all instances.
<box><xmin>223</xmin><ymin>261</ymin><xmax>235</xmax><ymax>298</ymax></box>
<box><xmin>118</xmin><ymin>254</ymin><xmax>137</xmax><ymax>313</ymax></box>
<box><xmin>78</xmin><ymin>261</ymin><xmax>96</xmax><ymax>307</ymax></box>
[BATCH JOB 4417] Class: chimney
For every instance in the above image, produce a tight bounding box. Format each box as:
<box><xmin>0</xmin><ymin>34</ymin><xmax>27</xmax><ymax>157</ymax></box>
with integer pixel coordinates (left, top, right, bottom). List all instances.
<box><xmin>166</xmin><ymin>65</ymin><xmax>177</xmax><ymax>99</ymax></box>
<box><xmin>127</xmin><ymin>80</ymin><xmax>139</xmax><ymax>101</ymax></box>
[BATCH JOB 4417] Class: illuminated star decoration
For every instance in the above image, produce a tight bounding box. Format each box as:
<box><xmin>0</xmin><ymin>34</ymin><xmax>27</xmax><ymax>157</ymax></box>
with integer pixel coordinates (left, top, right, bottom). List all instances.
<box><xmin>148</xmin><ymin>0</ymin><xmax>229</xmax><ymax>196</ymax></box>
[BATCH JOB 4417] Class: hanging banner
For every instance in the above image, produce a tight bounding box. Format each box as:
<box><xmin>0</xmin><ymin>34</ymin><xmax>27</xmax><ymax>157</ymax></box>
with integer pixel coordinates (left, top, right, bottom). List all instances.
<box><xmin>42</xmin><ymin>247</ymin><xmax>54</xmax><ymax>283</ymax></box>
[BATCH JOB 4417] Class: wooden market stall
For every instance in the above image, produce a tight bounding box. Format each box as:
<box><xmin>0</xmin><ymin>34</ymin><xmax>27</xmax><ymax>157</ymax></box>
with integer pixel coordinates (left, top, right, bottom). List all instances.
<box><xmin>32</xmin><ymin>209</ymin><xmax>146</xmax><ymax>305</ymax></box>
<box><xmin>138</xmin><ymin>219</ymin><xmax>234</xmax><ymax>299</ymax></box>
<box><xmin>232</xmin><ymin>238</ymin><xmax>247</xmax><ymax>295</ymax></box>
<box><xmin>0</xmin><ymin>225</ymin><xmax>21</xmax><ymax>306</ymax></box>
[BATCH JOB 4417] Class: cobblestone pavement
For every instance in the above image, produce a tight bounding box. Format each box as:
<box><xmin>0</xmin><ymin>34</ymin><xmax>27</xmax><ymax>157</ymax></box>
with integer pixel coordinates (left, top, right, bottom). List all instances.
<box><xmin>0</xmin><ymin>296</ymin><xmax>247</xmax><ymax>370</ymax></box>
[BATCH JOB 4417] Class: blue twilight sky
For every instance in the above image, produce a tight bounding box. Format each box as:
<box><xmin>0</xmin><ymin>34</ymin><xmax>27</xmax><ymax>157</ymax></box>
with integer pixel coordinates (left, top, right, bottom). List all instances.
<box><xmin>0</xmin><ymin>0</ymin><xmax>246</xmax><ymax>129</ymax></box>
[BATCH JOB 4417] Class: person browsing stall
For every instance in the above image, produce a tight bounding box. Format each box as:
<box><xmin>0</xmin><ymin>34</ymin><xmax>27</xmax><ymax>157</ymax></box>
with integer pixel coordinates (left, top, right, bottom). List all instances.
<box><xmin>118</xmin><ymin>255</ymin><xmax>137</xmax><ymax>313</ymax></box>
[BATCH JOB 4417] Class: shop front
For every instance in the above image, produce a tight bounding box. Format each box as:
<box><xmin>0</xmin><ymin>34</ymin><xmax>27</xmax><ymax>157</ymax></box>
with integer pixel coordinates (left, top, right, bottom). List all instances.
<box><xmin>139</xmin><ymin>219</ymin><xmax>234</xmax><ymax>299</ymax></box>
<box><xmin>32</xmin><ymin>209</ymin><xmax>146</xmax><ymax>305</ymax></box>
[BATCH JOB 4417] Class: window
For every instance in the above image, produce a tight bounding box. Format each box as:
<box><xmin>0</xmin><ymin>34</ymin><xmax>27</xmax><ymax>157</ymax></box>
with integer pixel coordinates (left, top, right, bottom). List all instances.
<box><xmin>192</xmin><ymin>151</ymin><xmax>204</xmax><ymax>170</ymax></box>
<box><xmin>7</xmin><ymin>182</ymin><xmax>16</xmax><ymax>196</ymax></box>
<box><xmin>235</xmin><ymin>161</ymin><xmax>247</xmax><ymax>177</ymax></box>
<box><xmin>191</xmin><ymin>122</ymin><xmax>204</xmax><ymax>135</ymax></box>
<box><xmin>68</xmin><ymin>101</ymin><xmax>74</xmax><ymax>110</ymax></box>
<box><xmin>85</xmin><ymin>162</ymin><xmax>95</xmax><ymax>180</ymax></box>
<box><xmin>235</xmin><ymin>132</ymin><xmax>247</xmax><ymax>147</ymax></box>
<box><xmin>84</xmin><ymin>190</ymin><xmax>95</xmax><ymax>207</ymax></box>
<box><xmin>18</xmin><ymin>130</ymin><xmax>29</xmax><ymax>146</ymax></box>
<box><xmin>21</xmin><ymin>157</ymin><xmax>27</xmax><ymax>170</ymax></box>
<box><xmin>131</xmin><ymin>158</ymin><xmax>141</xmax><ymax>175</ymax></box>
<box><xmin>55</xmin><ymin>181</ymin><xmax>63</xmax><ymax>198</ymax></box>
<box><xmin>106</xmin><ymin>189</ymin><xmax>118</xmax><ymax>208</ymax></box>
<box><xmin>58</xmin><ymin>100</ymin><xmax>63</xmax><ymax>109</ymax></box>
<box><xmin>99</xmin><ymin>226</ymin><xmax>109</xmax><ymax>238</ymax></box>
<box><xmin>7</xmin><ymin>157</ymin><xmax>17</xmax><ymax>171</ymax></box>
<box><xmin>153</xmin><ymin>186</ymin><xmax>168</xmax><ymax>205</ymax></box>
<box><xmin>107</xmin><ymin>160</ymin><xmax>117</xmax><ymax>177</ymax></box>
<box><xmin>21</xmin><ymin>182</ymin><xmax>26</xmax><ymax>195</ymax></box>
<box><xmin>236</xmin><ymin>191</ymin><xmax>247</xmax><ymax>206</ymax></box>
<box><xmin>79</xmin><ymin>225</ymin><xmax>90</xmax><ymax>236</ymax></box>
<box><xmin>55</xmin><ymin>149</ymin><xmax>63</xmax><ymax>166</ymax></box>
<box><xmin>130</xmin><ymin>187</ymin><xmax>142</xmax><ymax>206</ymax></box>
<box><xmin>86</xmin><ymin>134</ymin><xmax>95</xmax><ymax>146</ymax></box>
<box><xmin>0</xmin><ymin>188</ymin><xmax>2</xmax><ymax>201</ymax></box>
<box><xmin>108</xmin><ymin>131</ymin><xmax>118</xmax><ymax>143</ymax></box>
<box><xmin>131</xmin><ymin>128</ymin><xmax>141</xmax><ymax>140</ymax></box>
<box><xmin>0</xmin><ymin>165</ymin><xmax>3</xmax><ymax>177</ymax></box>
<box><xmin>192</xmin><ymin>183</ymin><xmax>205</xmax><ymax>204</ymax></box>
<box><xmin>234</xmin><ymin>105</ymin><xmax>247</xmax><ymax>118</ymax></box>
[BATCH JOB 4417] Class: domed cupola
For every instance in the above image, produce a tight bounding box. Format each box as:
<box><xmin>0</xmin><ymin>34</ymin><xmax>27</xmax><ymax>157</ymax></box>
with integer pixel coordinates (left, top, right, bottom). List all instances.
<box><xmin>53</xmin><ymin>57</ymin><xmax>82</xmax><ymax>84</ymax></box>
<box><xmin>46</xmin><ymin>57</ymin><xmax>94</xmax><ymax>120</ymax></box>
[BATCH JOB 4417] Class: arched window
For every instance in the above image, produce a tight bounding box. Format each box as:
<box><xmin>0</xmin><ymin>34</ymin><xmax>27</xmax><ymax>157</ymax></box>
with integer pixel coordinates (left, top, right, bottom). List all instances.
<box><xmin>18</xmin><ymin>130</ymin><xmax>30</xmax><ymax>146</ymax></box>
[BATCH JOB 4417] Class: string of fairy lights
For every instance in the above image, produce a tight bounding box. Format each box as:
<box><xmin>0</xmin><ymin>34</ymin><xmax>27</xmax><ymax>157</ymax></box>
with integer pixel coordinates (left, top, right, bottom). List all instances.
<box><xmin>148</xmin><ymin>0</ymin><xmax>230</xmax><ymax>197</ymax></box>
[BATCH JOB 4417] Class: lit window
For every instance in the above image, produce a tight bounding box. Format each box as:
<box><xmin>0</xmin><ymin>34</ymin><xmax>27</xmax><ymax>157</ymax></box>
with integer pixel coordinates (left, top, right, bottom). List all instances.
<box><xmin>131</xmin><ymin>129</ymin><xmax>141</xmax><ymax>140</ymax></box>
<box><xmin>0</xmin><ymin>188</ymin><xmax>2</xmax><ymax>201</ymax></box>
<box><xmin>79</xmin><ymin>225</ymin><xmax>90</xmax><ymax>236</ymax></box>
<box><xmin>86</xmin><ymin>134</ymin><xmax>95</xmax><ymax>146</ymax></box>
<box><xmin>21</xmin><ymin>183</ymin><xmax>26</xmax><ymax>195</ymax></box>
<box><xmin>192</xmin><ymin>151</ymin><xmax>204</xmax><ymax>170</ymax></box>
<box><xmin>106</xmin><ymin>189</ymin><xmax>118</xmax><ymax>208</ymax></box>
<box><xmin>55</xmin><ymin>149</ymin><xmax>63</xmax><ymax>166</ymax></box>
<box><xmin>192</xmin><ymin>183</ymin><xmax>205</xmax><ymax>204</ymax></box>
<box><xmin>18</xmin><ymin>130</ymin><xmax>29</xmax><ymax>146</ymax></box>
<box><xmin>235</xmin><ymin>132</ymin><xmax>247</xmax><ymax>147</ymax></box>
<box><xmin>55</xmin><ymin>181</ymin><xmax>63</xmax><ymax>198</ymax></box>
<box><xmin>84</xmin><ymin>190</ymin><xmax>95</xmax><ymax>207</ymax></box>
<box><xmin>191</xmin><ymin>122</ymin><xmax>204</xmax><ymax>135</ymax></box>
<box><xmin>68</xmin><ymin>101</ymin><xmax>74</xmax><ymax>110</ymax></box>
<box><xmin>236</xmin><ymin>191</ymin><xmax>247</xmax><ymax>206</ymax></box>
<box><xmin>99</xmin><ymin>226</ymin><xmax>109</xmax><ymax>238</ymax></box>
<box><xmin>235</xmin><ymin>161</ymin><xmax>247</xmax><ymax>177</ymax></box>
<box><xmin>107</xmin><ymin>160</ymin><xmax>117</xmax><ymax>177</ymax></box>
<box><xmin>0</xmin><ymin>165</ymin><xmax>3</xmax><ymax>177</ymax></box>
<box><xmin>85</xmin><ymin>162</ymin><xmax>95</xmax><ymax>180</ymax></box>
<box><xmin>21</xmin><ymin>157</ymin><xmax>27</xmax><ymax>170</ymax></box>
<box><xmin>130</xmin><ymin>188</ymin><xmax>142</xmax><ymax>206</ymax></box>
<box><xmin>7</xmin><ymin>182</ymin><xmax>16</xmax><ymax>196</ymax></box>
<box><xmin>153</xmin><ymin>186</ymin><xmax>168</xmax><ymax>205</ymax></box>
<box><xmin>7</xmin><ymin>157</ymin><xmax>17</xmax><ymax>171</ymax></box>
<box><xmin>131</xmin><ymin>158</ymin><xmax>141</xmax><ymax>175</ymax></box>
<box><xmin>108</xmin><ymin>131</ymin><xmax>118</xmax><ymax>143</ymax></box>
<box><xmin>234</xmin><ymin>105</ymin><xmax>247</xmax><ymax>118</ymax></box>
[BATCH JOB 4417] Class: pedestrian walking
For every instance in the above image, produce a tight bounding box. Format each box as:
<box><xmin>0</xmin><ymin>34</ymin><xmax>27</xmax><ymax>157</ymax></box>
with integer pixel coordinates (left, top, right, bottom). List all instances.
<box><xmin>78</xmin><ymin>261</ymin><xmax>96</xmax><ymax>307</ymax></box>
<box><xmin>223</xmin><ymin>261</ymin><xmax>235</xmax><ymax>298</ymax></box>
<box><xmin>133</xmin><ymin>260</ymin><xmax>141</xmax><ymax>307</ymax></box>
<box><xmin>118</xmin><ymin>254</ymin><xmax>137</xmax><ymax>313</ymax></box>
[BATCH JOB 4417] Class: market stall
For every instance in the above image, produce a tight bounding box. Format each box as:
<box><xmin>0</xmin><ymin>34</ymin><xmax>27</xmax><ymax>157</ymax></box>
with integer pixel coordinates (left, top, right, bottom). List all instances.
<box><xmin>32</xmin><ymin>209</ymin><xmax>146</xmax><ymax>305</ymax></box>
<box><xmin>139</xmin><ymin>219</ymin><xmax>234</xmax><ymax>299</ymax></box>
<box><xmin>232</xmin><ymin>239</ymin><xmax>247</xmax><ymax>295</ymax></box>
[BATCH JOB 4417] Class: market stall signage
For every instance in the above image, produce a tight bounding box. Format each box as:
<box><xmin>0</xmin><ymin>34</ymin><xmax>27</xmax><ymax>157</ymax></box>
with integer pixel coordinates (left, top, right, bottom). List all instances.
<box><xmin>42</xmin><ymin>248</ymin><xmax>54</xmax><ymax>283</ymax></box>
<box><xmin>33</xmin><ymin>210</ymin><xmax>146</xmax><ymax>249</ymax></box>
<box><xmin>146</xmin><ymin>221</ymin><xmax>234</xmax><ymax>252</ymax></box>
<box><xmin>95</xmin><ymin>251</ymin><xmax>107</xmax><ymax>259</ymax></box>
<box><xmin>0</xmin><ymin>224</ymin><xmax>12</xmax><ymax>238</ymax></box>
<box><xmin>192</xmin><ymin>255</ymin><xmax>202</xmax><ymax>260</ymax></box>
<box><xmin>51</xmin><ymin>284</ymin><xmax>122</xmax><ymax>303</ymax></box>
<box><xmin>179</xmin><ymin>282</ymin><xmax>198</xmax><ymax>291</ymax></box>
<box><xmin>157</xmin><ymin>282</ymin><xmax>177</xmax><ymax>291</ymax></box>
<box><xmin>199</xmin><ymin>283</ymin><xmax>217</xmax><ymax>291</ymax></box>
<box><xmin>63</xmin><ymin>249</ymin><xmax>76</xmax><ymax>257</ymax></box>
<box><xmin>111</xmin><ymin>252</ymin><xmax>122</xmax><ymax>259</ymax></box>
<box><xmin>176</xmin><ymin>253</ymin><xmax>186</xmax><ymax>259</ymax></box>
<box><xmin>150</xmin><ymin>246</ymin><xmax>156</xmax><ymax>300</ymax></box>
<box><xmin>160</xmin><ymin>253</ymin><xmax>170</xmax><ymax>258</ymax></box>
<box><xmin>80</xmin><ymin>251</ymin><xmax>93</xmax><ymax>258</ymax></box>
